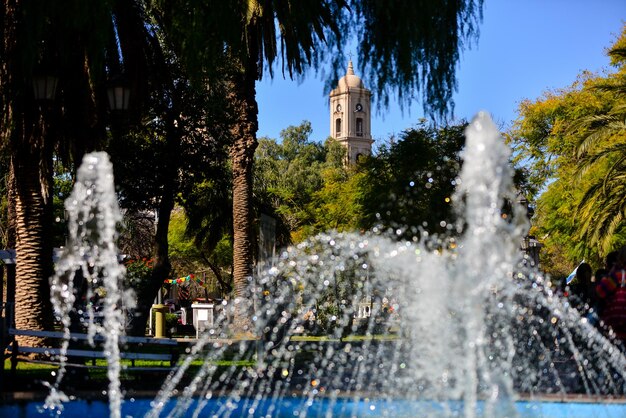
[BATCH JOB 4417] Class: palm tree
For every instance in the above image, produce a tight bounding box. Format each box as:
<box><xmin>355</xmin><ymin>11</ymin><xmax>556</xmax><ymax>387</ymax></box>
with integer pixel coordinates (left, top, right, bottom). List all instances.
<box><xmin>572</xmin><ymin>38</ymin><xmax>626</xmax><ymax>253</ymax></box>
<box><xmin>2</xmin><ymin>1</ymin><xmax>74</xmax><ymax>345</ymax></box>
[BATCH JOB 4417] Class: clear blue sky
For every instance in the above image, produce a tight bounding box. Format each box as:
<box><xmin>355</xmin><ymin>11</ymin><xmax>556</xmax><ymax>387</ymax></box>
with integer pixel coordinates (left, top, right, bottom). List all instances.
<box><xmin>256</xmin><ymin>1</ymin><xmax>625</xmax><ymax>144</ymax></box>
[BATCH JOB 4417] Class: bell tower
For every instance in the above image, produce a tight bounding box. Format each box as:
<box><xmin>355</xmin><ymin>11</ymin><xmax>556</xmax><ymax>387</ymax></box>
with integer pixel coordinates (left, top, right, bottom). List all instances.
<box><xmin>329</xmin><ymin>61</ymin><xmax>373</xmax><ymax>164</ymax></box>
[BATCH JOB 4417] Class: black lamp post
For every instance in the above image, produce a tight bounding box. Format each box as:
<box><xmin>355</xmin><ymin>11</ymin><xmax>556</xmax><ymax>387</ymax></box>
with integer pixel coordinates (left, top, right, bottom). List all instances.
<box><xmin>107</xmin><ymin>76</ymin><xmax>131</xmax><ymax>111</ymax></box>
<box><xmin>32</xmin><ymin>74</ymin><xmax>59</xmax><ymax>101</ymax></box>
<box><xmin>518</xmin><ymin>194</ymin><xmax>541</xmax><ymax>266</ymax></box>
<box><xmin>518</xmin><ymin>195</ymin><xmax>528</xmax><ymax>216</ymax></box>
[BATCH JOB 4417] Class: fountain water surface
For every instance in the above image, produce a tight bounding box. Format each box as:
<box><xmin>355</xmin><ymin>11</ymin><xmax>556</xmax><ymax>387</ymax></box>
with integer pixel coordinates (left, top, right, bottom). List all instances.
<box><xmin>13</xmin><ymin>113</ymin><xmax>626</xmax><ymax>417</ymax></box>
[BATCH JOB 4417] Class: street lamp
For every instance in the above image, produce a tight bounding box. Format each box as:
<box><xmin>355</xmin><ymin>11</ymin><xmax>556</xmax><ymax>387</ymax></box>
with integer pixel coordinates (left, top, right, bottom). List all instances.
<box><xmin>32</xmin><ymin>74</ymin><xmax>59</xmax><ymax>101</ymax></box>
<box><xmin>107</xmin><ymin>76</ymin><xmax>131</xmax><ymax>111</ymax></box>
<box><xmin>518</xmin><ymin>195</ymin><xmax>528</xmax><ymax>218</ymax></box>
<box><xmin>517</xmin><ymin>193</ymin><xmax>541</xmax><ymax>266</ymax></box>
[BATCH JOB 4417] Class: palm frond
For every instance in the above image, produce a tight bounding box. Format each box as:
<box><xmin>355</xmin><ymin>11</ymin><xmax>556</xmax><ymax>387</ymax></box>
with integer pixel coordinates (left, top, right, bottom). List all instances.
<box><xmin>576</xmin><ymin>174</ymin><xmax>626</xmax><ymax>253</ymax></box>
<box><xmin>609</xmin><ymin>47</ymin><xmax>626</xmax><ymax>61</ymax></box>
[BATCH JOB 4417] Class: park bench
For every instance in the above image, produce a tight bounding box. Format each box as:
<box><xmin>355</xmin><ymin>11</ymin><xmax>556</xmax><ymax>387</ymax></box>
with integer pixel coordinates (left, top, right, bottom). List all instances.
<box><xmin>6</xmin><ymin>328</ymin><xmax>180</xmax><ymax>374</ymax></box>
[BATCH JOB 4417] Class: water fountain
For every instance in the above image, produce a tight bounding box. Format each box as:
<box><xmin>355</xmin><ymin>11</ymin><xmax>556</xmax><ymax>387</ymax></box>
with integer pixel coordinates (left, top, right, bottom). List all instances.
<box><xmin>144</xmin><ymin>113</ymin><xmax>626</xmax><ymax>417</ymax></box>
<box><xmin>3</xmin><ymin>113</ymin><xmax>626</xmax><ymax>417</ymax></box>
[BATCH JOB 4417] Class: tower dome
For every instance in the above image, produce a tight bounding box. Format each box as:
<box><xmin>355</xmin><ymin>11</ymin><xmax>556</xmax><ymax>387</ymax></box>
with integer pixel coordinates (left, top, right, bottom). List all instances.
<box><xmin>337</xmin><ymin>61</ymin><xmax>364</xmax><ymax>90</ymax></box>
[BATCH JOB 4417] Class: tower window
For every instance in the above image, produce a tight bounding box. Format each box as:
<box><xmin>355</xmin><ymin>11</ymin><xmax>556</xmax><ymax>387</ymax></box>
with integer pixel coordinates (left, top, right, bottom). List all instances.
<box><xmin>356</xmin><ymin>118</ymin><xmax>363</xmax><ymax>137</ymax></box>
<box><xmin>336</xmin><ymin>118</ymin><xmax>342</xmax><ymax>136</ymax></box>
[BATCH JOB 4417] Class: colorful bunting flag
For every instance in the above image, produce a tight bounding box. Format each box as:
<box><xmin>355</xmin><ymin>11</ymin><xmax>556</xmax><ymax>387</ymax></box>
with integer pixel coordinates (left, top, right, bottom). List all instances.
<box><xmin>163</xmin><ymin>274</ymin><xmax>204</xmax><ymax>286</ymax></box>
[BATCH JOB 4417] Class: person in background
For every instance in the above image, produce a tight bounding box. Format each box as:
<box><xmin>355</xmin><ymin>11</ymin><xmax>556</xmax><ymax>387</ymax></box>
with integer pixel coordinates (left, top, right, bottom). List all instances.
<box><xmin>570</xmin><ymin>262</ymin><xmax>599</xmax><ymax>325</ymax></box>
<box><xmin>596</xmin><ymin>246</ymin><xmax>626</xmax><ymax>343</ymax></box>
<box><xmin>593</xmin><ymin>251</ymin><xmax>618</xmax><ymax>316</ymax></box>
<box><xmin>571</xmin><ymin>263</ymin><xmax>593</xmax><ymax>306</ymax></box>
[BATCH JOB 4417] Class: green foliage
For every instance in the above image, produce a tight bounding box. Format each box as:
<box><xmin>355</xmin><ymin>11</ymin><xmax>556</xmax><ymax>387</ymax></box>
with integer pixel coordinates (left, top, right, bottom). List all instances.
<box><xmin>509</xmin><ymin>77</ymin><xmax>615</xmax><ymax>274</ymax></box>
<box><xmin>569</xmin><ymin>32</ymin><xmax>626</xmax><ymax>255</ymax></box>
<box><xmin>169</xmin><ymin>206</ymin><xmax>233</xmax><ymax>275</ymax></box>
<box><xmin>108</xmin><ymin>85</ymin><xmax>229</xmax><ymax>214</ymax></box>
<box><xmin>165</xmin><ymin>313</ymin><xmax>179</xmax><ymax>331</ymax></box>
<box><xmin>51</xmin><ymin>170</ymin><xmax>74</xmax><ymax>248</ymax></box>
<box><xmin>169</xmin><ymin>209</ymin><xmax>197</xmax><ymax>255</ymax></box>
<box><xmin>212</xmin><ymin>235</ymin><xmax>234</xmax><ymax>272</ymax></box>
<box><xmin>510</xmin><ymin>28</ymin><xmax>626</xmax><ymax>275</ymax></box>
<box><xmin>510</xmin><ymin>73</ymin><xmax>614</xmax><ymax>198</ymax></box>
<box><xmin>307</xmin><ymin>166</ymin><xmax>362</xmax><ymax>237</ymax></box>
<box><xmin>147</xmin><ymin>0</ymin><xmax>484</xmax><ymax>312</ymax></box>
<box><xmin>255</xmin><ymin>120</ymin><xmax>471</xmax><ymax>244</ymax></box>
<box><xmin>124</xmin><ymin>258</ymin><xmax>154</xmax><ymax>295</ymax></box>
<box><xmin>531</xmin><ymin>168</ymin><xmax>601</xmax><ymax>278</ymax></box>
<box><xmin>254</xmin><ymin>121</ymin><xmax>353</xmax><ymax>243</ymax></box>
<box><xmin>357</xmin><ymin>122</ymin><xmax>466</xmax><ymax>239</ymax></box>
<box><xmin>168</xmin><ymin>206</ymin><xmax>232</xmax><ymax>297</ymax></box>
<box><xmin>182</xmin><ymin>178</ymin><xmax>233</xmax><ymax>267</ymax></box>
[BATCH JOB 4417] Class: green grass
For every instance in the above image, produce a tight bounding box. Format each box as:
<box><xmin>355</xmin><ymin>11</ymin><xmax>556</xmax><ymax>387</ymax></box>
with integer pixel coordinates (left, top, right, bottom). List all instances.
<box><xmin>3</xmin><ymin>358</ymin><xmax>60</xmax><ymax>386</ymax></box>
<box><xmin>4</xmin><ymin>358</ymin><xmax>55</xmax><ymax>369</ymax></box>
<box><xmin>4</xmin><ymin>356</ymin><xmax>255</xmax><ymax>373</ymax></box>
<box><xmin>289</xmin><ymin>334</ymin><xmax>399</xmax><ymax>342</ymax></box>
<box><xmin>88</xmin><ymin>358</ymin><xmax>255</xmax><ymax>368</ymax></box>
<box><xmin>341</xmin><ymin>334</ymin><xmax>399</xmax><ymax>341</ymax></box>
<box><xmin>3</xmin><ymin>334</ymin><xmax>398</xmax><ymax>382</ymax></box>
<box><xmin>3</xmin><ymin>358</ymin><xmax>58</xmax><ymax>372</ymax></box>
<box><xmin>289</xmin><ymin>335</ymin><xmax>340</xmax><ymax>342</ymax></box>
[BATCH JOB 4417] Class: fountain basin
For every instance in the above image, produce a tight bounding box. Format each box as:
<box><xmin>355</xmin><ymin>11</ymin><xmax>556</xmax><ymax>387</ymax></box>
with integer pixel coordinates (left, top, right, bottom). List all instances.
<box><xmin>2</xmin><ymin>397</ymin><xmax>626</xmax><ymax>418</ymax></box>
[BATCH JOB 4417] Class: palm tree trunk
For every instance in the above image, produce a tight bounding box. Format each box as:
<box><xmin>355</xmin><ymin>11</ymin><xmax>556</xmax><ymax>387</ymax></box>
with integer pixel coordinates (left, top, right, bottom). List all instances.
<box><xmin>12</xmin><ymin>133</ymin><xmax>55</xmax><ymax>346</ymax></box>
<box><xmin>228</xmin><ymin>60</ymin><xmax>259</xmax><ymax>336</ymax></box>
<box><xmin>3</xmin><ymin>0</ymin><xmax>55</xmax><ymax>348</ymax></box>
<box><xmin>5</xmin><ymin>167</ymin><xmax>17</xmax><ymax>329</ymax></box>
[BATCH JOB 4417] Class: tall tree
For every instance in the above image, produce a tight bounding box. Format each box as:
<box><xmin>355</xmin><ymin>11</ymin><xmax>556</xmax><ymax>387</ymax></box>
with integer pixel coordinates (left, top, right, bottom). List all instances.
<box><xmin>148</xmin><ymin>0</ymin><xmax>484</xmax><ymax>333</ymax></box>
<box><xmin>309</xmin><ymin>162</ymin><xmax>362</xmax><ymax>235</ymax></box>
<box><xmin>180</xmin><ymin>170</ymin><xmax>235</xmax><ymax>297</ymax></box>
